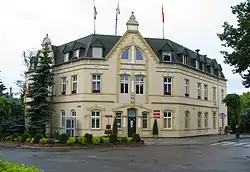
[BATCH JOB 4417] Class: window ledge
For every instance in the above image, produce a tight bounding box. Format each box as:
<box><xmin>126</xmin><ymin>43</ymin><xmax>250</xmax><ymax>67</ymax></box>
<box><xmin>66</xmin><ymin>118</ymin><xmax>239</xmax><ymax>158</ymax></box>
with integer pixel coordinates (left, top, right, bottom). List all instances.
<box><xmin>91</xmin><ymin>128</ymin><xmax>101</xmax><ymax>131</ymax></box>
<box><xmin>142</xmin><ymin>129</ymin><xmax>150</xmax><ymax>131</ymax></box>
<box><xmin>161</xmin><ymin>128</ymin><xmax>173</xmax><ymax>131</ymax></box>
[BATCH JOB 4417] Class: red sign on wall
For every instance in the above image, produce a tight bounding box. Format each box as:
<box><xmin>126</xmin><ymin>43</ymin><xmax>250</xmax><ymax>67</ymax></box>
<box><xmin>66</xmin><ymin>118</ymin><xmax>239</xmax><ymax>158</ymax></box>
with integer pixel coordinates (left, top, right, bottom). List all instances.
<box><xmin>153</xmin><ymin>110</ymin><xmax>161</xmax><ymax>118</ymax></box>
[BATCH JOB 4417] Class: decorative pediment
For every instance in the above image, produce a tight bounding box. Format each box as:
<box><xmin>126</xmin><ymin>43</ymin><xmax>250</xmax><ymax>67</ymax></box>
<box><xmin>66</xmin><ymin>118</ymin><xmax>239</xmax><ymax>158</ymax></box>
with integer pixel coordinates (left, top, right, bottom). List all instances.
<box><xmin>86</xmin><ymin>105</ymin><xmax>105</xmax><ymax>111</ymax></box>
<box><xmin>73</xmin><ymin>42</ymin><xmax>85</xmax><ymax>51</ymax></box>
<box><xmin>112</xmin><ymin>104</ymin><xmax>151</xmax><ymax>112</ymax></box>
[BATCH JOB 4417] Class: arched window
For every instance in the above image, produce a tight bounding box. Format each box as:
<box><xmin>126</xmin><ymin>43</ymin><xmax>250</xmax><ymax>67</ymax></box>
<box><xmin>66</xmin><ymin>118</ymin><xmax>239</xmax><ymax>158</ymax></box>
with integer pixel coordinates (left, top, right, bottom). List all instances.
<box><xmin>121</xmin><ymin>48</ymin><xmax>129</xmax><ymax>59</ymax></box>
<box><xmin>71</xmin><ymin>109</ymin><xmax>76</xmax><ymax>117</ymax></box>
<box><xmin>184</xmin><ymin>111</ymin><xmax>190</xmax><ymax>129</ymax></box>
<box><xmin>136</xmin><ymin>48</ymin><xmax>143</xmax><ymax>60</ymax></box>
<box><xmin>197</xmin><ymin>112</ymin><xmax>202</xmax><ymax>128</ymax></box>
<box><xmin>61</xmin><ymin>110</ymin><xmax>65</xmax><ymax>127</ymax></box>
<box><xmin>204</xmin><ymin>112</ymin><xmax>208</xmax><ymax>128</ymax></box>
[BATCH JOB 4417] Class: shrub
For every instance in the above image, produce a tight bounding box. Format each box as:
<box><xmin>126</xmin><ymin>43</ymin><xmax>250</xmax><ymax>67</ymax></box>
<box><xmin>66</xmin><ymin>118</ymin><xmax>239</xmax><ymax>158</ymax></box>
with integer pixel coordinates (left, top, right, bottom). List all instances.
<box><xmin>0</xmin><ymin>160</ymin><xmax>43</xmax><ymax>172</ymax></box>
<box><xmin>26</xmin><ymin>138</ymin><xmax>31</xmax><ymax>143</ymax></box>
<box><xmin>59</xmin><ymin>133</ymin><xmax>69</xmax><ymax>144</ymax></box>
<box><xmin>102</xmin><ymin>137</ymin><xmax>109</xmax><ymax>143</ymax></box>
<box><xmin>2</xmin><ymin>133</ymin><xmax>11</xmax><ymax>140</ymax></box>
<box><xmin>121</xmin><ymin>137</ymin><xmax>128</xmax><ymax>143</ymax></box>
<box><xmin>20</xmin><ymin>132</ymin><xmax>30</xmax><ymax>143</ymax></box>
<box><xmin>47</xmin><ymin>138</ymin><xmax>55</xmax><ymax>144</ymax></box>
<box><xmin>152</xmin><ymin>119</ymin><xmax>159</xmax><ymax>135</ymax></box>
<box><xmin>39</xmin><ymin>138</ymin><xmax>48</xmax><ymax>144</ymax></box>
<box><xmin>93</xmin><ymin>136</ymin><xmax>101</xmax><ymax>145</ymax></box>
<box><xmin>30</xmin><ymin>138</ymin><xmax>34</xmax><ymax>144</ymax></box>
<box><xmin>132</xmin><ymin>133</ymin><xmax>141</xmax><ymax>142</ymax></box>
<box><xmin>34</xmin><ymin>133</ymin><xmax>43</xmax><ymax>144</ymax></box>
<box><xmin>84</xmin><ymin>133</ymin><xmax>93</xmax><ymax>144</ymax></box>
<box><xmin>66</xmin><ymin>137</ymin><xmax>76</xmax><ymax>145</ymax></box>
<box><xmin>78</xmin><ymin>136</ymin><xmax>87</xmax><ymax>145</ymax></box>
<box><xmin>128</xmin><ymin>137</ymin><xmax>133</xmax><ymax>142</ymax></box>
<box><xmin>53</xmin><ymin>131</ymin><xmax>60</xmax><ymax>140</ymax></box>
<box><xmin>109</xmin><ymin>133</ymin><xmax>117</xmax><ymax>143</ymax></box>
<box><xmin>14</xmin><ymin>138</ymin><xmax>19</xmax><ymax>142</ymax></box>
<box><xmin>12</xmin><ymin>133</ymin><xmax>21</xmax><ymax>141</ymax></box>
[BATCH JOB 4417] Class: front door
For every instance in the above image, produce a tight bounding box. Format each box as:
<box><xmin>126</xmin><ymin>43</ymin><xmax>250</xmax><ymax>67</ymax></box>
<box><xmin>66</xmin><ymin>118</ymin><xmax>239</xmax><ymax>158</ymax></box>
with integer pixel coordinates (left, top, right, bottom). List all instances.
<box><xmin>65</xmin><ymin>117</ymin><xmax>76</xmax><ymax>137</ymax></box>
<box><xmin>128</xmin><ymin>109</ymin><xmax>136</xmax><ymax>137</ymax></box>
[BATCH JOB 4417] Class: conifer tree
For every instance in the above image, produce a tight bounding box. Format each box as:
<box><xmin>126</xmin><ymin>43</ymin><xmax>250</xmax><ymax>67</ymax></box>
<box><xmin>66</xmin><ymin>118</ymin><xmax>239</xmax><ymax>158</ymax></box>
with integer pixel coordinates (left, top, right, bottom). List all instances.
<box><xmin>112</xmin><ymin>117</ymin><xmax>118</xmax><ymax>135</ymax></box>
<box><xmin>26</xmin><ymin>42</ymin><xmax>53</xmax><ymax>134</ymax></box>
<box><xmin>152</xmin><ymin>119</ymin><xmax>159</xmax><ymax>136</ymax></box>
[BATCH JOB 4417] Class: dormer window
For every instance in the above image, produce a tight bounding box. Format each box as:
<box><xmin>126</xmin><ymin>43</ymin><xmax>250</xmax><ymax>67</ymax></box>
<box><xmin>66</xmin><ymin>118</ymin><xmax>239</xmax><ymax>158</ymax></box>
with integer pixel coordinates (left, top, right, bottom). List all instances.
<box><xmin>121</xmin><ymin>48</ymin><xmax>129</xmax><ymax>59</ymax></box>
<box><xmin>210</xmin><ymin>66</ymin><xmax>213</xmax><ymax>74</ymax></box>
<box><xmin>64</xmin><ymin>53</ymin><xmax>69</xmax><ymax>62</ymax></box>
<box><xmin>68</xmin><ymin>51</ymin><xmax>73</xmax><ymax>59</ymax></box>
<box><xmin>162</xmin><ymin>52</ymin><xmax>171</xmax><ymax>62</ymax></box>
<box><xmin>195</xmin><ymin>60</ymin><xmax>199</xmax><ymax>69</ymax></box>
<box><xmin>182</xmin><ymin>55</ymin><xmax>187</xmax><ymax>64</ymax></box>
<box><xmin>201</xmin><ymin>63</ymin><xmax>205</xmax><ymax>71</ymax></box>
<box><xmin>136</xmin><ymin>48</ymin><xmax>143</xmax><ymax>60</ymax></box>
<box><xmin>73</xmin><ymin>50</ymin><xmax>80</xmax><ymax>58</ymax></box>
<box><xmin>92</xmin><ymin>47</ymin><xmax>103</xmax><ymax>58</ymax></box>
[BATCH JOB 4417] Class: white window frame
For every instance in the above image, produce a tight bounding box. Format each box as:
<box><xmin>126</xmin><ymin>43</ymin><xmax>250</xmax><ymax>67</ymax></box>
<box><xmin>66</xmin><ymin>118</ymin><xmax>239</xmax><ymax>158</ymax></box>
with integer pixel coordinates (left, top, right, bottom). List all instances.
<box><xmin>164</xmin><ymin>77</ymin><xmax>172</xmax><ymax>95</ymax></box>
<box><xmin>142</xmin><ymin>112</ymin><xmax>148</xmax><ymax>129</ymax></box>
<box><xmin>185</xmin><ymin>79</ymin><xmax>189</xmax><ymax>94</ymax></box>
<box><xmin>92</xmin><ymin>47</ymin><xmax>103</xmax><ymax>58</ymax></box>
<box><xmin>197</xmin><ymin>83</ymin><xmax>201</xmax><ymax>98</ymax></box>
<box><xmin>162</xmin><ymin>52</ymin><xmax>172</xmax><ymax>62</ymax></box>
<box><xmin>163</xmin><ymin>111</ymin><xmax>172</xmax><ymax>129</ymax></box>
<box><xmin>64</xmin><ymin>53</ymin><xmax>69</xmax><ymax>62</ymax></box>
<box><xmin>74</xmin><ymin>49</ymin><xmax>80</xmax><ymax>58</ymax></box>
<box><xmin>61</xmin><ymin>110</ymin><xmax>65</xmax><ymax>127</ymax></box>
<box><xmin>62</xmin><ymin>77</ymin><xmax>66</xmax><ymax>93</ymax></box>
<box><xmin>212</xmin><ymin>87</ymin><xmax>216</xmax><ymax>101</ymax></box>
<box><xmin>204</xmin><ymin>84</ymin><xmax>208</xmax><ymax>99</ymax></box>
<box><xmin>92</xmin><ymin>74</ymin><xmax>101</xmax><ymax>93</ymax></box>
<box><xmin>201</xmin><ymin>63</ymin><xmax>205</xmax><ymax>71</ymax></box>
<box><xmin>120</xmin><ymin>75</ymin><xmax>129</xmax><ymax>94</ymax></box>
<box><xmin>204</xmin><ymin>112</ymin><xmax>208</xmax><ymax>128</ymax></box>
<box><xmin>71</xmin><ymin>75</ymin><xmax>77</xmax><ymax>92</ymax></box>
<box><xmin>196</xmin><ymin>60</ymin><xmax>199</xmax><ymax>69</ymax></box>
<box><xmin>135</xmin><ymin>76</ymin><xmax>144</xmax><ymax>95</ymax></box>
<box><xmin>91</xmin><ymin>111</ymin><xmax>100</xmax><ymax>129</ymax></box>
<box><xmin>182</xmin><ymin>55</ymin><xmax>187</xmax><ymax>64</ymax></box>
<box><xmin>197</xmin><ymin>113</ymin><xmax>202</xmax><ymax>128</ymax></box>
<box><xmin>116</xmin><ymin>112</ymin><xmax>122</xmax><ymax>129</ymax></box>
<box><xmin>184</xmin><ymin>111</ymin><xmax>190</xmax><ymax>129</ymax></box>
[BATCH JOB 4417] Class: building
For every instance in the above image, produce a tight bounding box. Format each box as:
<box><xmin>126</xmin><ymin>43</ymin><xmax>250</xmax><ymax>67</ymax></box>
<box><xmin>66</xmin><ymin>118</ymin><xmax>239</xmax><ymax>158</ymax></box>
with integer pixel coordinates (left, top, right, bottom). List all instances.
<box><xmin>25</xmin><ymin>12</ymin><xmax>227</xmax><ymax>138</ymax></box>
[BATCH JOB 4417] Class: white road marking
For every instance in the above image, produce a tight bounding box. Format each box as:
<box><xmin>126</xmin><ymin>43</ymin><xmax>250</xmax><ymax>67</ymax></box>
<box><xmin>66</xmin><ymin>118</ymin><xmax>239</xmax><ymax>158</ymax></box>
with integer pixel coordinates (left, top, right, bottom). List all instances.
<box><xmin>210</xmin><ymin>142</ymin><xmax>221</xmax><ymax>146</ymax></box>
<box><xmin>222</xmin><ymin>142</ymin><xmax>236</xmax><ymax>146</ymax></box>
<box><xmin>233</xmin><ymin>142</ymin><xmax>248</xmax><ymax>146</ymax></box>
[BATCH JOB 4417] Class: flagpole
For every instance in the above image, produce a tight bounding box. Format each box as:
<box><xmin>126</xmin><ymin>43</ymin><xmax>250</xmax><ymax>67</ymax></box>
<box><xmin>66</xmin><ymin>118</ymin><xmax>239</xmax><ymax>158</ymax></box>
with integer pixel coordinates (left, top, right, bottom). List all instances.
<box><xmin>115</xmin><ymin>13</ymin><xmax>118</xmax><ymax>35</ymax></box>
<box><xmin>163</xmin><ymin>21</ymin><xmax>165</xmax><ymax>39</ymax></box>
<box><xmin>93</xmin><ymin>0</ymin><xmax>97</xmax><ymax>34</ymax></box>
<box><xmin>94</xmin><ymin>18</ymin><xmax>96</xmax><ymax>34</ymax></box>
<box><xmin>162</xmin><ymin>4</ymin><xmax>165</xmax><ymax>39</ymax></box>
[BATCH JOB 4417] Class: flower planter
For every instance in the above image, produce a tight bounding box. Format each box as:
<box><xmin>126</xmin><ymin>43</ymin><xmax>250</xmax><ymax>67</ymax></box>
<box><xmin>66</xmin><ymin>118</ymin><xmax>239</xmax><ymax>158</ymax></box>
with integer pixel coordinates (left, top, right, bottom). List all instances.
<box><xmin>71</xmin><ymin>90</ymin><xmax>76</xmax><ymax>94</ymax></box>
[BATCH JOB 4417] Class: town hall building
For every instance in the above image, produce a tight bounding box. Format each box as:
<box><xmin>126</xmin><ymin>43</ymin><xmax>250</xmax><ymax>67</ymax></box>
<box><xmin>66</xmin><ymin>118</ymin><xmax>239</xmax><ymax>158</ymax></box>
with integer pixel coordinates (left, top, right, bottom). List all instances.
<box><xmin>25</xmin><ymin>12</ymin><xmax>227</xmax><ymax>138</ymax></box>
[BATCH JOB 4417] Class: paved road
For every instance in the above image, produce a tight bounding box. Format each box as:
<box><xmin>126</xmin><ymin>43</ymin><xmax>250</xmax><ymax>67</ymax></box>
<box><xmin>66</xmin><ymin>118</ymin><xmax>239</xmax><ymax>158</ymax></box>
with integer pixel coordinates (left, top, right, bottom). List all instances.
<box><xmin>1</xmin><ymin>139</ymin><xmax>250</xmax><ymax>172</ymax></box>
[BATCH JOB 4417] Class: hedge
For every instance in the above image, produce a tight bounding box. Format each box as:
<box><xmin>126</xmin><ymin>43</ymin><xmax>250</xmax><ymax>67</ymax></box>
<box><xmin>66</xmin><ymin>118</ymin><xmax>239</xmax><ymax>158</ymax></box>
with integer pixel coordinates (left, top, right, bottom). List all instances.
<box><xmin>0</xmin><ymin>160</ymin><xmax>43</xmax><ymax>172</ymax></box>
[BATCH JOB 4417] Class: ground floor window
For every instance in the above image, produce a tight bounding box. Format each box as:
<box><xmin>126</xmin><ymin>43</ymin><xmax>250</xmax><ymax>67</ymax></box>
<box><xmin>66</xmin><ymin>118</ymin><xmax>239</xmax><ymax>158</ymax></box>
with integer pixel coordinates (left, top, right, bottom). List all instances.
<box><xmin>92</xmin><ymin>111</ymin><xmax>100</xmax><ymax>129</ymax></box>
<box><xmin>197</xmin><ymin>112</ymin><xmax>202</xmax><ymax>128</ymax></box>
<box><xmin>184</xmin><ymin>111</ymin><xmax>190</xmax><ymax>129</ymax></box>
<box><xmin>163</xmin><ymin>111</ymin><xmax>172</xmax><ymax>129</ymax></box>
<box><xmin>204</xmin><ymin>112</ymin><xmax>208</xmax><ymax>128</ymax></box>
<box><xmin>61</xmin><ymin>110</ymin><xmax>65</xmax><ymax>127</ymax></box>
<box><xmin>213</xmin><ymin>112</ymin><xmax>216</xmax><ymax>129</ymax></box>
<box><xmin>142</xmin><ymin>112</ymin><xmax>148</xmax><ymax>129</ymax></box>
<box><xmin>116</xmin><ymin>112</ymin><xmax>122</xmax><ymax>129</ymax></box>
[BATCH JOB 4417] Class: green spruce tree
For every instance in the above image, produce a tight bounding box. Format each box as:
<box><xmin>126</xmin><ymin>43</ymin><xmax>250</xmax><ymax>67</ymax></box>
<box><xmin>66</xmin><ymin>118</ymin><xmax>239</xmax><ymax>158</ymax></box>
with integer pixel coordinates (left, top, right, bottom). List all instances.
<box><xmin>152</xmin><ymin>119</ymin><xmax>159</xmax><ymax>136</ymax></box>
<box><xmin>112</xmin><ymin>117</ymin><xmax>118</xmax><ymax>135</ymax></box>
<box><xmin>26</xmin><ymin>42</ymin><xmax>54</xmax><ymax>134</ymax></box>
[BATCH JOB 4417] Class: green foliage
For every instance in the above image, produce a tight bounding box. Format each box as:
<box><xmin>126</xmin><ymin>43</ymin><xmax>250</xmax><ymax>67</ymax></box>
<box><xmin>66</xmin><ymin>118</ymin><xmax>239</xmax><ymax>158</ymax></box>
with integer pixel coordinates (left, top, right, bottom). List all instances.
<box><xmin>53</xmin><ymin>131</ymin><xmax>60</xmax><ymax>140</ymax></box>
<box><xmin>112</xmin><ymin>117</ymin><xmax>118</xmax><ymax>135</ymax></box>
<box><xmin>152</xmin><ymin>119</ymin><xmax>159</xmax><ymax>135</ymax></box>
<box><xmin>109</xmin><ymin>133</ymin><xmax>117</xmax><ymax>143</ymax></box>
<box><xmin>30</xmin><ymin>138</ymin><xmax>34</xmax><ymax>144</ymax></box>
<box><xmin>84</xmin><ymin>133</ymin><xmax>93</xmax><ymax>144</ymax></box>
<box><xmin>26</xmin><ymin>138</ymin><xmax>31</xmax><ymax>143</ymax></box>
<box><xmin>121</xmin><ymin>137</ymin><xmax>128</xmax><ymax>143</ymax></box>
<box><xmin>12</xmin><ymin>133</ymin><xmax>21</xmax><ymax>141</ymax></box>
<box><xmin>2</xmin><ymin>132</ymin><xmax>11</xmax><ymax>139</ymax></box>
<box><xmin>101</xmin><ymin>137</ymin><xmax>109</xmax><ymax>143</ymax></box>
<box><xmin>20</xmin><ymin>132</ymin><xmax>30</xmax><ymax>143</ymax></box>
<box><xmin>39</xmin><ymin>138</ymin><xmax>48</xmax><ymax>144</ymax></box>
<box><xmin>217</xmin><ymin>1</ymin><xmax>250</xmax><ymax>87</ymax></box>
<box><xmin>59</xmin><ymin>133</ymin><xmax>69</xmax><ymax>144</ymax></box>
<box><xmin>78</xmin><ymin>136</ymin><xmax>87</xmax><ymax>144</ymax></box>
<box><xmin>223</xmin><ymin>94</ymin><xmax>242</xmax><ymax>121</ymax></box>
<box><xmin>0</xmin><ymin>96</ymin><xmax>12</xmax><ymax>133</ymax></box>
<box><xmin>66</xmin><ymin>137</ymin><xmax>76</xmax><ymax>145</ymax></box>
<box><xmin>26</xmin><ymin>43</ymin><xmax>54</xmax><ymax>134</ymax></box>
<box><xmin>132</xmin><ymin>133</ymin><xmax>141</xmax><ymax>142</ymax></box>
<box><xmin>127</xmin><ymin>137</ymin><xmax>133</xmax><ymax>142</ymax></box>
<box><xmin>0</xmin><ymin>160</ymin><xmax>43</xmax><ymax>172</ymax></box>
<box><xmin>33</xmin><ymin>133</ymin><xmax>43</xmax><ymax>144</ymax></box>
<box><xmin>93</xmin><ymin>136</ymin><xmax>101</xmax><ymax>145</ymax></box>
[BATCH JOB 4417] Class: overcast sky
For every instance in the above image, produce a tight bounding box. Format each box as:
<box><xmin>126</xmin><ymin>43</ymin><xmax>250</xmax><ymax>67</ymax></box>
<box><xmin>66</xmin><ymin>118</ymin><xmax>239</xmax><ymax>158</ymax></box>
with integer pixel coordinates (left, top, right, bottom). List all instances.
<box><xmin>0</xmin><ymin>0</ymin><xmax>248</xmax><ymax>95</ymax></box>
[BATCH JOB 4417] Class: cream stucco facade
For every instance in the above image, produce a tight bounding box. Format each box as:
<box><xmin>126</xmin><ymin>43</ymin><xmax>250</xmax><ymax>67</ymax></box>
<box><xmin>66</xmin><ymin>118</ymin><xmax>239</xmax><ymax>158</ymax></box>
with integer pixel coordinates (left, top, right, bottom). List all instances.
<box><xmin>25</xmin><ymin>13</ymin><xmax>227</xmax><ymax>138</ymax></box>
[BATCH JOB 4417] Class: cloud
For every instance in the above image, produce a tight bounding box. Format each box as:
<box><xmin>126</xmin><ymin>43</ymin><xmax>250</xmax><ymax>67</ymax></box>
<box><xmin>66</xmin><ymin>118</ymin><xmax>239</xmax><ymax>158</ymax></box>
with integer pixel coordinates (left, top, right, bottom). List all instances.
<box><xmin>0</xmin><ymin>0</ymin><xmax>247</xmax><ymax>95</ymax></box>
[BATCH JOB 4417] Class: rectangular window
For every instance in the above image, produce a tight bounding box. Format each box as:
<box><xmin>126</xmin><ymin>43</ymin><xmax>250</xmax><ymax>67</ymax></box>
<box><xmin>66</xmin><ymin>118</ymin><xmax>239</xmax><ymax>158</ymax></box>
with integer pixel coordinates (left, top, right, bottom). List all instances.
<box><xmin>185</xmin><ymin>79</ymin><xmax>189</xmax><ymax>95</ymax></box>
<box><xmin>62</xmin><ymin>77</ymin><xmax>66</xmax><ymax>94</ymax></box>
<box><xmin>91</xmin><ymin>111</ymin><xmax>100</xmax><ymax>129</ymax></box>
<box><xmin>73</xmin><ymin>50</ymin><xmax>80</xmax><ymax>58</ymax></box>
<box><xmin>61</xmin><ymin>111</ymin><xmax>65</xmax><ymax>127</ymax></box>
<box><xmin>163</xmin><ymin>111</ymin><xmax>172</xmax><ymax>129</ymax></box>
<box><xmin>92</xmin><ymin>47</ymin><xmax>103</xmax><ymax>58</ymax></box>
<box><xmin>184</xmin><ymin>112</ymin><xmax>190</xmax><ymax>129</ymax></box>
<box><xmin>197</xmin><ymin>113</ymin><xmax>201</xmax><ymax>128</ymax></box>
<box><xmin>164</xmin><ymin>77</ymin><xmax>172</xmax><ymax>95</ymax></box>
<box><xmin>221</xmin><ymin>89</ymin><xmax>224</xmax><ymax>102</ymax></box>
<box><xmin>71</xmin><ymin>75</ymin><xmax>77</xmax><ymax>93</ymax></box>
<box><xmin>182</xmin><ymin>55</ymin><xmax>187</xmax><ymax>64</ymax></box>
<box><xmin>212</xmin><ymin>87</ymin><xmax>216</xmax><ymax>101</ymax></box>
<box><xmin>142</xmin><ymin>113</ymin><xmax>148</xmax><ymax>129</ymax></box>
<box><xmin>116</xmin><ymin>112</ymin><xmax>122</xmax><ymax>129</ymax></box>
<box><xmin>204</xmin><ymin>84</ymin><xmax>208</xmax><ymax>99</ymax></box>
<box><xmin>197</xmin><ymin>83</ymin><xmax>201</xmax><ymax>98</ymax></box>
<box><xmin>64</xmin><ymin>53</ymin><xmax>69</xmax><ymax>62</ymax></box>
<box><xmin>213</xmin><ymin>113</ymin><xmax>216</xmax><ymax>129</ymax></box>
<box><xmin>201</xmin><ymin>63</ymin><xmax>205</xmax><ymax>71</ymax></box>
<box><xmin>135</xmin><ymin>76</ymin><xmax>144</xmax><ymax>94</ymax></box>
<box><xmin>205</xmin><ymin>113</ymin><xmax>208</xmax><ymax>128</ymax></box>
<box><xmin>120</xmin><ymin>75</ymin><xmax>129</xmax><ymax>94</ymax></box>
<box><xmin>196</xmin><ymin>60</ymin><xmax>199</xmax><ymax>69</ymax></box>
<box><xmin>162</xmin><ymin>52</ymin><xmax>171</xmax><ymax>62</ymax></box>
<box><xmin>92</xmin><ymin>74</ymin><xmax>101</xmax><ymax>93</ymax></box>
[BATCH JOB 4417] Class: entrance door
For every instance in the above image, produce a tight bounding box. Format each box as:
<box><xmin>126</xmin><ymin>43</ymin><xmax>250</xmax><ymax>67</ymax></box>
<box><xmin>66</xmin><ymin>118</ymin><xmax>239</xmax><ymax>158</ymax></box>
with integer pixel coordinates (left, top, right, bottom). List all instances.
<box><xmin>65</xmin><ymin>117</ymin><xmax>76</xmax><ymax>137</ymax></box>
<box><xmin>128</xmin><ymin>109</ymin><xmax>136</xmax><ymax>137</ymax></box>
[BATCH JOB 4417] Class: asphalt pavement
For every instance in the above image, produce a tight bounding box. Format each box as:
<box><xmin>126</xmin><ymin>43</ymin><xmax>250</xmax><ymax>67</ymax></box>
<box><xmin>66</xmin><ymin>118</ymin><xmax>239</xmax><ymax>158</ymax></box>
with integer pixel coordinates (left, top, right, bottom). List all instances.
<box><xmin>1</xmin><ymin>138</ymin><xmax>250</xmax><ymax>172</ymax></box>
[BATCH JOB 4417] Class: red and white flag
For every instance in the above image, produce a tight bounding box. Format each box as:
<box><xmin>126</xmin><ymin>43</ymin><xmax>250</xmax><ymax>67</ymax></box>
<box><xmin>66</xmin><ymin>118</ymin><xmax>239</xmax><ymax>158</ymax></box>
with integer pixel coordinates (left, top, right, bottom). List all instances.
<box><xmin>162</xmin><ymin>4</ymin><xmax>165</xmax><ymax>23</ymax></box>
<box><xmin>93</xmin><ymin>0</ymin><xmax>97</xmax><ymax>20</ymax></box>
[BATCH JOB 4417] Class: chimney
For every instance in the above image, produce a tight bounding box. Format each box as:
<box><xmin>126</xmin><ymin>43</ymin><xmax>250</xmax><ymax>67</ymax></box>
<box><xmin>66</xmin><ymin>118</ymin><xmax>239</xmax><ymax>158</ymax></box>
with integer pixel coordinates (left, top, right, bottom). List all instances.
<box><xmin>195</xmin><ymin>49</ymin><xmax>200</xmax><ymax>53</ymax></box>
